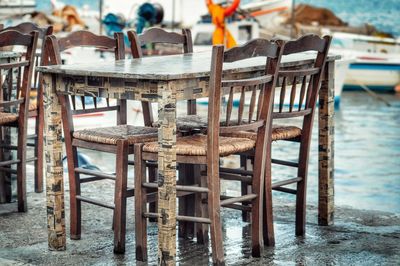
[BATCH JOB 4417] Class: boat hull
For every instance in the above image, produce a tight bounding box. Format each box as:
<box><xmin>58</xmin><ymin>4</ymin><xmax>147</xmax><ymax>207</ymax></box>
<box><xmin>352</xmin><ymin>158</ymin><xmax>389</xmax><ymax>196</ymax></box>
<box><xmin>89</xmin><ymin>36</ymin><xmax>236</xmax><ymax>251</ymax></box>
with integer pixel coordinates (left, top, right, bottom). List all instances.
<box><xmin>344</xmin><ymin>63</ymin><xmax>400</xmax><ymax>91</ymax></box>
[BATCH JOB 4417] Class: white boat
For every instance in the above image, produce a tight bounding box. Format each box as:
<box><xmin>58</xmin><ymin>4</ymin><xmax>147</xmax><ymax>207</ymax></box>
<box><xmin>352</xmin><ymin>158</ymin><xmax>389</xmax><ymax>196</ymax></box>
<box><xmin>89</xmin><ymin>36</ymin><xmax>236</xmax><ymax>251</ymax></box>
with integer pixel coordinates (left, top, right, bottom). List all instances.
<box><xmin>331</xmin><ymin>32</ymin><xmax>400</xmax><ymax>91</ymax></box>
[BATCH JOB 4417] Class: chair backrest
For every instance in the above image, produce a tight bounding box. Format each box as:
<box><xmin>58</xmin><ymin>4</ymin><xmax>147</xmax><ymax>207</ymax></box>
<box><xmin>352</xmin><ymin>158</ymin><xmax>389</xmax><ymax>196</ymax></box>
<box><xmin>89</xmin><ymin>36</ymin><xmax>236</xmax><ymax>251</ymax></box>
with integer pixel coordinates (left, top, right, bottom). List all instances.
<box><xmin>0</xmin><ymin>22</ymin><xmax>53</xmax><ymax>100</ymax></box>
<box><xmin>208</xmin><ymin>39</ymin><xmax>284</xmax><ymax>152</ymax></box>
<box><xmin>43</xmin><ymin>31</ymin><xmax>126</xmax><ymax>128</ymax></box>
<box><xmin>273</xmin><ymin>34</ymin><xmax>332</xmax><ymax>120</ymax></box>
<box><xmin>128</xmin><ymin>27</ymin><xmax>194</xmax><ymax>126</ymax></box>
<box><xmin>128</xmin><ymin>27</ymin><xmax>193</xmax><ymax>58</ymax></box>
<box><xmin>0</xmin><ymin>30</ymin><xmax>39</xmax><ymax>121</ymax></box>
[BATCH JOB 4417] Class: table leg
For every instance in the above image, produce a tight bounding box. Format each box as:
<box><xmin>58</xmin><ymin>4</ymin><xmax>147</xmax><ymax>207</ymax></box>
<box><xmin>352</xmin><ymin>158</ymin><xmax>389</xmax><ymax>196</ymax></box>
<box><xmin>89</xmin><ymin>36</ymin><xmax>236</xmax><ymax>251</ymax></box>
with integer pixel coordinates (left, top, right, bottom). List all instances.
<box><xmin>42</xmin><ymin>74</ymin><xmax>66</xmax><ymax>250</ymax></box>
<box><xmin>157</xmin><ymin>82</ymin><xmax>177</xmax><ymax>265</ymax></box>
<box><xmin>318</xmin><ymin>61</ymin><xmax>335</xmax><ymax>226</ymax></box>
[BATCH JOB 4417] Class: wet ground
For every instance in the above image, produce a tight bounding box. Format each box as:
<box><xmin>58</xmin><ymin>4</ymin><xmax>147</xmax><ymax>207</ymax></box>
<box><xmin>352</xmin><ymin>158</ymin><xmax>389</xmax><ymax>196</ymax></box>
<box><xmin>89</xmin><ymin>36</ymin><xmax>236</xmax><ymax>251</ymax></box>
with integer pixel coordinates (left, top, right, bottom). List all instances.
<box><xmin>0</xmin><ymin>174</ymin><xmax>399</xmax><ymax>265</ymax></box>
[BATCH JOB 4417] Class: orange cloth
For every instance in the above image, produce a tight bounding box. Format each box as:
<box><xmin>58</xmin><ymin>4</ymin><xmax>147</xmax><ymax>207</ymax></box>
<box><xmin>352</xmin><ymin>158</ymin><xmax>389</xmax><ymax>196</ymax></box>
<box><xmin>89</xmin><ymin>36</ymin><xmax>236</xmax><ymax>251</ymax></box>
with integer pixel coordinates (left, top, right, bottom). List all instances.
<box><xmin>207</xmin><ymin>2</ymin><xmax>237</xmax><ymax>48</ymax></box>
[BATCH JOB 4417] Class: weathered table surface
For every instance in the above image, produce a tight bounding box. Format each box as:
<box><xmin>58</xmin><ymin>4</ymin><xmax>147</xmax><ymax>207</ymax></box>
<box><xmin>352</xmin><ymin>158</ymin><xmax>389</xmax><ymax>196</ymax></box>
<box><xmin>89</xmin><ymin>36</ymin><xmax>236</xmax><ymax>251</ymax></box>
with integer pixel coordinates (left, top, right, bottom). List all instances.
<box><xmin>38</xmin><ymin>51</ymin><xmax>338</xmax><ymax>265</ymax></box>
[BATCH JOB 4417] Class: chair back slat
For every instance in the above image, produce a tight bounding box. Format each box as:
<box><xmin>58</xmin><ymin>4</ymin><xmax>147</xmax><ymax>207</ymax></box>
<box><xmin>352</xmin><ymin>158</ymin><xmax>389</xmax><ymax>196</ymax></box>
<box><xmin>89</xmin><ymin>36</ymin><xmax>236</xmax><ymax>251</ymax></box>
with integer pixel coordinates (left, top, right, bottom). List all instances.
<box><xmin>225</xmin><ymin>87</ymin><xmax>234</xmax><ymax>126</ymax></box>
<box><xmin>213</xmin><ymin>39</ymin><xmax>284</xmax><ymax>135</ymax></box>
<box><xmin>0</xmin><ymin>30</ymin><xmax>38</xmax><ymax>118</ymax></box>
<box><xmin>273</xmin><ymin>34</ymin><xmax>331</xmax><ymax>119</ymax></box>
<box><xmin>43</xmin><ymin>31</ymin><xmax>125</xmax><ymax>130</ymax></box>
<box><xmin>248</xmin><ymin>85</ymin><xmax>257</xmax><ymax>123</ymax></box>
<box><xmin>298</xmin><ymin>75</ymin><xmax>307</xmax><ymax>111</ymax></box>
<box><xmin>128</xmin><ymin>27</ymin><xmax>193</xmax><ymax>126</ymax></box>
<box><xmin>289</xmin><ymin>76</ymin><xmax>297</xmax><ymax>112</ymax></box>
<box><xmin>279</xmin><ymin>76</ymin><xmax>286</xmax><ymax>113</ymax></box>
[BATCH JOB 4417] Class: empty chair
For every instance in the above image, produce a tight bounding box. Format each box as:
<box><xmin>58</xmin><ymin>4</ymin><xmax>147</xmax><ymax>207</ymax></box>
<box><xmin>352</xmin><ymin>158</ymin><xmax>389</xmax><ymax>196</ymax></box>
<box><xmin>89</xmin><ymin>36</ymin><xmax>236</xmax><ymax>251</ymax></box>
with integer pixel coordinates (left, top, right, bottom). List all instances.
<box><xmin>0</xmin><ymin>22</ymin><xmax>53</xmax><ymax>193</ymax></box>
<box><xmin>0</xmin><ymin>30</ymin><xmax>39</xmax><ymax>211</ymax></box>
<box><xmin>221</xmin><ymin>34</ymin><xmax>332</xmax><ymax>245</ymax></box>
<box><xmin>134</xmin><ymin>39</ymin><xmax>284</xmax><ymax>264</ymax></box>
<box><xmin>43</xmin><ymin>31</ymin><xmax>158</xmax><ymax>253</ymax></box>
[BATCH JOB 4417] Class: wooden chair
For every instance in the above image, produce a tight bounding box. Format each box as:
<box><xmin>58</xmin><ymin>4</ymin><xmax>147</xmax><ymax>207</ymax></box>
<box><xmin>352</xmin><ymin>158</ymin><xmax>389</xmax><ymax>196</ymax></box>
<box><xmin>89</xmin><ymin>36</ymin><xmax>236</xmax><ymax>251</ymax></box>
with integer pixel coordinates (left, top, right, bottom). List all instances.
<box><xmin>134</xmin><ymin>39</ymin><xmax>283</xmax><ymax>264</ymax></box>
<box><xmin>43</xmin><ymin>31</ymin><xmax>158</xmax><ymax>253</ymax></box>
<box><xmin>221</xmin><ymin>34</ymin><xmax>332</xmax><ymax>245</ymax></box>
<box><xmin>0</xmin><ymin>30</ymin><xmax>39</xmax><ymax>211</ymax></box>
<box><xmin>0</xmin><ymin>22</ymin><xmax>53</xmax><ymax>193</ymax></box>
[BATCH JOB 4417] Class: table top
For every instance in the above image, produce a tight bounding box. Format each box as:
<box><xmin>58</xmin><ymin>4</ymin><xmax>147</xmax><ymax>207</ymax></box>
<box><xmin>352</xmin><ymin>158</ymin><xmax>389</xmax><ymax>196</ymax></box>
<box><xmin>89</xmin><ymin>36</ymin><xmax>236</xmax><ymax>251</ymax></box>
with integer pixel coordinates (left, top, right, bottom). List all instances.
<box><xmin>37</xmin><ymin>51</ymin><xmax>340</xmax><ymax>81</ymax></box>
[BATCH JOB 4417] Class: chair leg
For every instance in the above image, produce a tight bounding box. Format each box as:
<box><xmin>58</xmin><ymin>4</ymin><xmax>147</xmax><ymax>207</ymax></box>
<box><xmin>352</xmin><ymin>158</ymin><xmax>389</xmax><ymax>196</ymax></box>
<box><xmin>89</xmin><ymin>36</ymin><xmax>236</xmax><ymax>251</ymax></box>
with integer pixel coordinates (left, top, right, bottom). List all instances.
<box><xmin>250</xmin><ymin>151</ymin><xmax>265</xmax><ymax>257</ymax></box>
<box><xmin>113</xmin><ymin>140</ymin><xmax>128</xmax><ymax>254</ymax></box>
<box><xmin>240</xmin><ymin>155</ymin><xmax>250</xmax><ymax>222</ymax></box>
<box><xmin>67</xmin><ymin>145</ymin><xmax>81</xmax><ymax>240</ymax></box>
<box><xmin>295</xmin><ymin>140</ymin><xmax>310</xmax><ymax>236</ymax></box>
<box><xmin>34</xmin><ymin>115</ymin><xmax>44</xmax><ymax>193</ymax></box>
<box><xmin>147</xmin><ymin>163</ymin><xmax>157</xmax><ymax>222</ymax></box>
<box><xmin>263</xmin><ymin>141</ymin><xmax>275</xmax><ymax>246</ymax></box>
<box><xmin>134</xmin><ymin>144</ymin><xmax>148</xmax><ymax>261</ymax></box>
<box><xmin>195</xmin><ymin>169</ymin><xmax>209</xmax><ymax>244</ymax></box>
<box><xmin>178</xmin><ymin>163</ymin><xmax>195</xmax><ymax>239</ymax></box>
<box><xmin>207</xmin><ymin>168</ymin><xmax>225</xmax><ymax>265</ymax></box>
<box><xmin>17</xmin><ymin>124</ymin><xmax>27</xmax><ymax>212</ymax></box>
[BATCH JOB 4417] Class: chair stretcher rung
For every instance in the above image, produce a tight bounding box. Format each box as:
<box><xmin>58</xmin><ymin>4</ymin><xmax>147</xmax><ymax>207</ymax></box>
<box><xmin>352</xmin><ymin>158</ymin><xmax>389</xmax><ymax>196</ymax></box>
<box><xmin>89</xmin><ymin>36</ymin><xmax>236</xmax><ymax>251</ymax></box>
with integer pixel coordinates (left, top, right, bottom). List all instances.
<box><xmin>271</xmin><ymin>159</ymin><xmax>299</xmax><ymax>167</ymax></box>
<box><xmin>271</xmin><ymin>177</ymin><xmax>302</xmax><ymax>188</ymax></box>
<box><xmin>143</xmin><ymin>212</ymin><xmax>211</xmax><ymax>224</ymax></box>
<box><xmin>273</xmin><ymin>187</ymin><xmax>297</xmax><ymax>194</ymax></box>
<box><xmin>0</xmin><ymin>159</ymin><xmax>20</xmax><ymax>167</ymax></box>
<box><xmin>75</xmin><ymin>168</ymin><xmax>116</xmax><ymax>180</ymax></box>
<box><xmin>27</xmin><ymin>134</ymin><xmax>38</xmax><ymax>139</ymax></box>
<box><xmin>219</xmin><ymin>172</ymin><xmax>252</xmax><ymax>183</ymax></box>
<box><xmin>223</xmin><ymin>203</ymin><xmax>252</xmax><ymax>212</ymax></box>
<box><xmin>220</xmin><ymin>194</ymin><xmax>257</xmax><ymax>206</ymax></box>
<box><xmin>76</xmin><ymin>195</ymin><xmax>114</xmax><ymax>209</ymax></box>
<box><xmin>26</xmin><ymin>156</ymin><xmax>37</xmax><ymax>163</ymax></box>
<box><xmin>0</xmin><ymin>144</ymin><xmax>17</xmax><ymax>150</ymax></box>
<box><xmin>218</xmin><ymin>167</ymin><xmax>253</xmax><ymax>176</ymax></box>
<box><xmin>0</xmin><ymin>166</ymin><xmax>17</xmax><ymax>173</ymax></box>
<box><xmin>127</xmin><ymin>160</ymin><xmax>157</xmax><ymax>167</ymax></box>
<box><xmin>142</xmin><ymin>182</ymin><xmax>208</xmax><ymax>193</ymax></box>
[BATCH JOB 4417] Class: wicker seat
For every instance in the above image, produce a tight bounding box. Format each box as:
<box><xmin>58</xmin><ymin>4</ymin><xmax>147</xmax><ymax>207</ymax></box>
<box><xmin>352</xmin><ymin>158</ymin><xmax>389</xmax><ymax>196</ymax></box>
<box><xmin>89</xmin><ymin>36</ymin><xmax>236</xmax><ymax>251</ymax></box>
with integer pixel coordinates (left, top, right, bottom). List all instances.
<box><xmin>222</xmin><ymin>125</ymin><xmax>302</xmax><ymax>141</ymax></box>
<box><xmin>143</xmin><ymin>134</ymin><xmax>255</xmax><ymax>156</ymax></box>
<box><xmin>0</xmin><ymin>112</ymin><xmax>19</xmax><ymax>125</ymax></box>
<box><xmin>73</xmin><ymin>125</ymin><xmax>158</xmax><ymax>145</ymax></box>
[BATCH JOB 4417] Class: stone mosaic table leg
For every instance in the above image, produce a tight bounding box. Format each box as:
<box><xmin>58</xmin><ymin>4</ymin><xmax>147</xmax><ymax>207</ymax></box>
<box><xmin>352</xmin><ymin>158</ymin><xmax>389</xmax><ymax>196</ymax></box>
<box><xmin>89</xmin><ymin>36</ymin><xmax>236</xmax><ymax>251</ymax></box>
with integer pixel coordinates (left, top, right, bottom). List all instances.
<box><xmin>318</xmin><ymin>61</ymin><xmax>335</xmax><ymax>226</ymax></box>
<box><xmin>157</xmin><ymin>82</ymin><xmax>177</xmax><ymax>265</ymax></box>
<box><xmin>42</xmin><ymin>73</ymin><xmax>66</xmax><ymax>250</ymax></box>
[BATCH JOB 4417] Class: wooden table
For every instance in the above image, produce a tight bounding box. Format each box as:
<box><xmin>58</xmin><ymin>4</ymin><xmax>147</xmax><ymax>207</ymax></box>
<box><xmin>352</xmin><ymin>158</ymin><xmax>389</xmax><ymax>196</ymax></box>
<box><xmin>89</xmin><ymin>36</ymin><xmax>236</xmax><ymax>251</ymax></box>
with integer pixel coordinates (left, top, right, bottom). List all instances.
<box><xmin>0</xmin><ymin>51</ymin><xmax>22</xmax><ymax>203</ymax></box>
<box><xmin>38</xmin><ymin>51</ymin><xmax>339</xmax><ymax>264</ymax></box>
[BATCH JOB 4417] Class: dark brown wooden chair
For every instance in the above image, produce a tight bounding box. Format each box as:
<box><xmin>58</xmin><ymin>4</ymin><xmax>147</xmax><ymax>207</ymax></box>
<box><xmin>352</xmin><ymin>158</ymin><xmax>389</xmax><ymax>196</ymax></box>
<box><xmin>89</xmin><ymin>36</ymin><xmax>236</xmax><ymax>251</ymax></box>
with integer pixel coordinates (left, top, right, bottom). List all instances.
<box><xmin>134</xmin><ymin>39</ymin><xmax>284</xmax><ymax>265</ymax></box>
<box><xmin>0</xmin><ymin>30</ymin><xmax>39</xmax><ymax>212</ymax></box>
<box><xmin>221</xmin><ymin>34</ymin><xmax>332</xmax><ymax>245</ymax></box>
<box><xmin>0</xmin><ymin>22</ymin><xmax>53</xmax><ymax>193</ymax></box>
<box><xmin>43</xmin><ymin>30</ymin><xmax>158</xmax><ymax>253</ymax></box>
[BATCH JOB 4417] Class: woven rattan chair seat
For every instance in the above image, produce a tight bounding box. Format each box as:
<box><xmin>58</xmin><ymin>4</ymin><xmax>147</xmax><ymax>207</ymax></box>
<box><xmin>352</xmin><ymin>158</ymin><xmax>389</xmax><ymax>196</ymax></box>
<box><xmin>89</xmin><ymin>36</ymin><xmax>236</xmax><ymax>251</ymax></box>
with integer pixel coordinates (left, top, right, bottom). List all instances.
<box><xmin>0</xmin><ymin>112</ymin><xmax>18</xmax><ymax>125</ymax></box>
<box><xmin>143</xmin><ymin>134</ymin><xmax>255</xmax><ymax>156</ymax></box>
<box><xmin>222</xmin><ymin>125</ymin><xmax>302</xmax><ymax>141</ymax></box>
<box><xmin>73</xmin><ymin>125</ymin><xmax>158</xmax><ymax>145</ymax></box>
